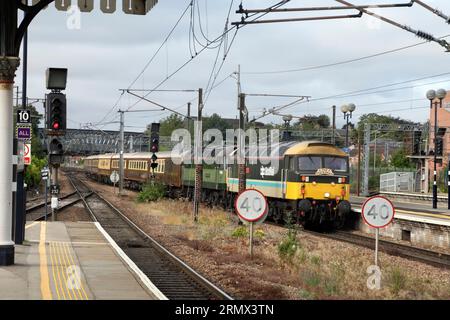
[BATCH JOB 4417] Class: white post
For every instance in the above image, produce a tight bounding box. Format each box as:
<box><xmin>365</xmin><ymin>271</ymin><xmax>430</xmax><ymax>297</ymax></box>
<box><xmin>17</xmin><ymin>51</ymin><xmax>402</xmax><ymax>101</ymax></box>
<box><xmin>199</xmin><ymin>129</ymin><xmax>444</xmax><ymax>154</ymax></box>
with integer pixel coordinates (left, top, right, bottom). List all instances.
<box><xmin>0</xmin><ymin>56</ymin><xmax>20</xmax><ymax>265</ymax></box>
<box><xmin>375</xmin><ymin>228</ymin><xmax>379</xmax><ymax>266</ymax></box>
<box><xmin>249</xmin><ymin>222</ymin><xmax>254</xmax><ymax>258</ymax></box>
<box><xmin>119</xmin><ymin>110</ymin><xmax>125</xmax><ymax>196</ymax></box>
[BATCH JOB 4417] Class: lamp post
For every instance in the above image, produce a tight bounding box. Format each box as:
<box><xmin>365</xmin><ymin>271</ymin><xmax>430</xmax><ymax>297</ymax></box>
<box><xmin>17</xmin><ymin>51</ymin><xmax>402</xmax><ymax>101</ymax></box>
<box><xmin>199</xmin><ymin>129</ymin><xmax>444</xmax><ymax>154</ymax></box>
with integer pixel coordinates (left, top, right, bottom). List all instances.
<box><xmin>341</xmin><ymin>103</ymin><xmax>356</xmax><ymax>148</ymax></box>
<box><xmin>282</xmin><ymin>114</ymin><xmax>293</xmax><ymax>141</ymax></box>
<box><xmin>427</xmin><ymin>89</ymin><xmax>447</xmax><ymax>209</ymax></box>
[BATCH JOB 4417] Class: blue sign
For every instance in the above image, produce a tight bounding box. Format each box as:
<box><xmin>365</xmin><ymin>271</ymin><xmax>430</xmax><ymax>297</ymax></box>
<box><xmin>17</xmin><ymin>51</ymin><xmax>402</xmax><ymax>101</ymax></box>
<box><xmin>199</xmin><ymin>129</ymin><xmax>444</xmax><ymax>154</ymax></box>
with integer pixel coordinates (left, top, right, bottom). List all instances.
<box><xmin>17</xmin><ymin>126</ymin><xmax>32</xmax><ymax>140</ymax></box>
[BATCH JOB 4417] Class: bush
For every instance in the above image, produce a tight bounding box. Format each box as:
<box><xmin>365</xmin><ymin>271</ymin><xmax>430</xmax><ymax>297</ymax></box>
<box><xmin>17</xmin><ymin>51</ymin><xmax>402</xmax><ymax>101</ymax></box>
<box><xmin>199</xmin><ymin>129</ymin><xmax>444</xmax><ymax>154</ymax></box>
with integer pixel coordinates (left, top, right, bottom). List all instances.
<box><xmin>137</xmin><ymin>181</ymin><xmax>166</xmax><ymax>202</ymax></box>
<box><xmin>25</xmin><ymin>157</ymin><xmax>47</xmax><ymax>189</ymax></box>
<box><xmin>231</xmin><ymin>226</ymin><xmax>248</xmax><ymax>238</ymax></box>
<box><xmin>278</xmin><ymin>228</ymin><xmax>299</xmax><ymax>262</ymax></box>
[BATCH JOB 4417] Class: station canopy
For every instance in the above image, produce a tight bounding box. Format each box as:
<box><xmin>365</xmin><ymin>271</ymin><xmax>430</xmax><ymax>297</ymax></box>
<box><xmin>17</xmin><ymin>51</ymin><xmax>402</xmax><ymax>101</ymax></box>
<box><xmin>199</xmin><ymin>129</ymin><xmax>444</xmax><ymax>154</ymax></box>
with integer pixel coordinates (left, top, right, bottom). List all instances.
<box><xmin>30</xmin><ymin>0</ymin><xmax>158</xmax><ymax>15</ymax></box>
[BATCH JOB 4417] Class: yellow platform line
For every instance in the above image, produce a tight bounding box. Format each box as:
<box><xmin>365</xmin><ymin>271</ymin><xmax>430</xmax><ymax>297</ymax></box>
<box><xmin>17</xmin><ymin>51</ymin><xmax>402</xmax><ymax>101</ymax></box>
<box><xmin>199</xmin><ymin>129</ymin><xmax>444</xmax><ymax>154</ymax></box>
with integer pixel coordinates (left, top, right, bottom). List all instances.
<box><xmin>61</xmin><ymin>242</ymin><xmax>89</xmax><ymax>300</ymax></box>
<box><xmin>354</xmin><ymin>205</ymin><xmax>450</xmax><ymax>220</ymax></box>
<box><xmin>26</xmin><ymin>221</ymin><xmax>39</xmax><ymax>230</ymax></box>
<box><xmin>39</xmin><ymin>222</ymin><xmax>52</xmax><ymax>300</ymax></box>
<box><xmin>395</xmin><ymin>209</ymin><xmax>450</xmax><ymax>220</ymax></box>
<box><xmin>60</xmin><ymin>242</ymin><xmax>89</xmax><ymax>300</ymax></box>
<box><xmin>57</xmin><ymin>242</ymin><xmax>80</xmax><ymax>300</ymax></box>
<box><xmin>49</xmin><ymin>242</ymin><xmax>62</xmax><ymax>300</ymax></box>
<box><xmin>51</xmin><ymin>242</ymin><xmax>68</xmax><ymax>300</ymax></box>
<box><xmin>54</xmin><ymin>241</ymin><xmax>75</xmax><ymax>300</ymax></box>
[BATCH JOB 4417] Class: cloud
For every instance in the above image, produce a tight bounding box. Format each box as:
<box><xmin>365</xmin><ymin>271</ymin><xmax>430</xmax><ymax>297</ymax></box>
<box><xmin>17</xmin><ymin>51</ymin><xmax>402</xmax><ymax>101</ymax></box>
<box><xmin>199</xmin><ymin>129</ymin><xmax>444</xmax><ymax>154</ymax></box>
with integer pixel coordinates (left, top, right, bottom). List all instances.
<box><xmin>14</xmin><ymin>0</ymin><xmax>450</xmax><ymax>131</ymax></box>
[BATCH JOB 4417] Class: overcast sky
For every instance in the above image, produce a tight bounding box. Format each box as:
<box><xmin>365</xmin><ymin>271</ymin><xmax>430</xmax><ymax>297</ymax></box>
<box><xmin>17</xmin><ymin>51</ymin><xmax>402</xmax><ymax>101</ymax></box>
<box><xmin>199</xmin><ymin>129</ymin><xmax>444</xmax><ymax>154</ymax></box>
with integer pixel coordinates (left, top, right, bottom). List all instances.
<box><xmin>16</xmin><ymin>0</ymin><xmax>450</xmax><ymax>132</ymax></box>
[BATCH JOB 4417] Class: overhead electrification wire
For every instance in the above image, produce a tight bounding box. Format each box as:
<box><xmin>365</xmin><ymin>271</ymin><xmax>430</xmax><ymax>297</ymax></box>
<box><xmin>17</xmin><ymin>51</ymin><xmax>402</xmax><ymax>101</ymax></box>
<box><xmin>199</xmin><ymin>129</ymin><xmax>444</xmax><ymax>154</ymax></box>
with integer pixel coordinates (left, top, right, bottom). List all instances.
<box><xmin>249</xmin><ymin>72</ymin><xmax>450</xmax><ymax>121</ymax></box>
<box><xmin>125</xmin><ymin>1</ymin><xmax>289</xmax><ymax>113</ymax></box>
<box><xmin>96</xmin><ymin>2</ymin><xmax>192</xmax><ymax>127</ymax></box>
<box><xmin>203</xmin><ymin>0</ymin><xmax>291</xmax><ymax>105</ymax></box>
<box><xmin>244</xmin><ymin>34</ymin><xmax>450</xmax><ymax>75</ymax></box>
<box><xmin>129</xmin><ymin>2</ymin><xmax>192</xmax><ymax>90</ymax></box>
<box><xmin>334</xmin><ymin>0</ymin><xmax>450</xmax><ymax>51</ymax></box>
<box><xmin>280</xmin><ymin>77</ymin><xmax>450</xmax><ymax>113</ymax></box>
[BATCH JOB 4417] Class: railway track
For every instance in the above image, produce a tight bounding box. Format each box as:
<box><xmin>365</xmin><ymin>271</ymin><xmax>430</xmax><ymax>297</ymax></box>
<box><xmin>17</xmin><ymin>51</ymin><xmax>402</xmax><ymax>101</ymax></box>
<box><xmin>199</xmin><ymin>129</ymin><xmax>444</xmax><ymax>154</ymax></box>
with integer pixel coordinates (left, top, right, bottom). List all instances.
<box><xmin>26</xmin><ymin>191</ymin><xmax>87</xmax><ymax>221</ymax></box>
<box><xmin>67</xmin><ymin>174</ymin><xmax>232</xmax><ymax>300</ymax></box>
<box><xmin>306</xmin><ymin>229</ymin><xmax>450</xmax><ymax>269</ymax></box>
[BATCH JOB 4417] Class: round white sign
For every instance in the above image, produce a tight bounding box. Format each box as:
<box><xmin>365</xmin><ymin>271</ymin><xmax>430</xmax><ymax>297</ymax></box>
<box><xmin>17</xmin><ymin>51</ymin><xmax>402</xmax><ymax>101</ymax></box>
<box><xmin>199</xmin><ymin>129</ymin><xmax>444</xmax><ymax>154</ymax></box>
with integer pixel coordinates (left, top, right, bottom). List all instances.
<box><xmin>362</xmin><ymin>196</ymin><xmax>395</xmax><ymax>228</ymax></box>
<box><xmin>110</xmin><ymin>171</ymin><xmax>120</xmax><ymax>184</ymax></box>
<box><xmin>235</xmin><ymin>189</ymin><xmax>268</xmax><ymax>223</ymax></box>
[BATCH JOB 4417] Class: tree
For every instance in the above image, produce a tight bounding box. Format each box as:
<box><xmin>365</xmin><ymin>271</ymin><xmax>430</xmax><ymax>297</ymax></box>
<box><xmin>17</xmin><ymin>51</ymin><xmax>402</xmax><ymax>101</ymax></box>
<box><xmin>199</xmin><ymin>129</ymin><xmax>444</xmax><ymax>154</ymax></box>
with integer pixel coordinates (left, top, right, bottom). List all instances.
<box><xmin>202</xmin><ymin>113</ymin><xmax>232</xmax><ymax>135</ymax></box>
<box><xmin>317</xmin><ymin>114</ymin><xmax>330</xmax><ymax>128</ymax></box>
<box><xmin>293</xmin><ymin>114</ymin><xmax>331</xmax><ymax>130</ymax></box>
<box><xmin>353</xmin><ymin>113</ymin><xmax>419</xmax><ymax>142</ymax></box>
<box><xmin>152</xmin><ymin>113</ymin><xmax>185</xmax><ymax>137</ymax></box>
<box><xmin>390</xmin><ymin>149</ymin><xmax>412</xmax><ymax>168</ymax></box>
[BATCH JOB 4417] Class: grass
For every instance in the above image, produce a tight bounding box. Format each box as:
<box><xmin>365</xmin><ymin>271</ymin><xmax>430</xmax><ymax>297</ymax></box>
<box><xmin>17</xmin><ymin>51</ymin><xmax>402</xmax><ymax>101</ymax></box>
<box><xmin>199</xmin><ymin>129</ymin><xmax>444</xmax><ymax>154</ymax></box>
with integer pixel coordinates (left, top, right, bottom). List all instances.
<box><xmin>232</xmin><ymin>226</ymin><xmax>249</xmax><ymax>238</ymax></box>
<box><xmin>125</xmin><ymin>189</ymin><xmax>450</xmax><ymax>300</ymax></box>
<box><xmin>387</xmin><ymin>266</ymin><xmax>408</xmax><ymax>296</ymax></box>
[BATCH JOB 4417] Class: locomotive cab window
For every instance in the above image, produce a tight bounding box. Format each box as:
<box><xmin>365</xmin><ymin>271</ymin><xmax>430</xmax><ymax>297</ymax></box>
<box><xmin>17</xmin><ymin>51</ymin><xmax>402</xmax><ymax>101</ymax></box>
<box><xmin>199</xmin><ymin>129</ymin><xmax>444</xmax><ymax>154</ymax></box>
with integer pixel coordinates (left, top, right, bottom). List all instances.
<box><xmin>324</xmin><ymin>157</ymin><xmax>348</xmax><ymax>172</ymax></box>
<box><xmin>298</xmin><ymin>156</ymin><xmax>321</xmax><ymax>171</ymax></box>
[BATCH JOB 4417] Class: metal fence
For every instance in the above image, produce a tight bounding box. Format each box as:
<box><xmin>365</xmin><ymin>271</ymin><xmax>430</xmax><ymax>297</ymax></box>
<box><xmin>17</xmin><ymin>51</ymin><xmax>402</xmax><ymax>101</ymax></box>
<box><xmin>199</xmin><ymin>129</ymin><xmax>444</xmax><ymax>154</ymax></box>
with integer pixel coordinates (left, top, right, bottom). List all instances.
<box><xmin>379</xmin><ymin>172</ymin><xmax>415</xmax><ymax>192</ymax></box>
<box><xmin>350</xmin><ymin>165</ymin><xmax>417</xmax><ymax>194</ymax></box>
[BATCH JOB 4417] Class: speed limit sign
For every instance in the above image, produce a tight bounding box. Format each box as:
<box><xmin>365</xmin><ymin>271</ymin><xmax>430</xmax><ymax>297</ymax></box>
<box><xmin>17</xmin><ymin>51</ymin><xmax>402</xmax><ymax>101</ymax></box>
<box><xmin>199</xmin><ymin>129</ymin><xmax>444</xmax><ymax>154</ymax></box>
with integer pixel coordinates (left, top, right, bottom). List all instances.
<box><xmin>362</xmin><ymin>196</ymin><xmax>395</xmax><ymax>228</ymax></box>
<box><xmin>235</xmin><ymin>189</ymin><xmax>268</xmax><ymax>223</ymax></box>
<box><xmin>235</xmin><ymin>189</ymin><xmax>268</xmax><ymax>258</ymax></box>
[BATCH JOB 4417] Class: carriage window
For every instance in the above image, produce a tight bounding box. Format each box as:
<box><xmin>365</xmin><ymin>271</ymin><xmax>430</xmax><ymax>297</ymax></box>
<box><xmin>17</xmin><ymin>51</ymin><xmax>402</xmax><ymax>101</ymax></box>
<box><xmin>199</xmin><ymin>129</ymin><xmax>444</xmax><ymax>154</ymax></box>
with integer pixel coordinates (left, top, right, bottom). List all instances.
<box><xmin>298</xmin><ymin>156</ymin><xmax>321</xmax><ymax>171</ymax></box>
<box><xmin>324</xmin><ymin>157</ymin><xmax>348</xmax><ymax>172</ymax></box>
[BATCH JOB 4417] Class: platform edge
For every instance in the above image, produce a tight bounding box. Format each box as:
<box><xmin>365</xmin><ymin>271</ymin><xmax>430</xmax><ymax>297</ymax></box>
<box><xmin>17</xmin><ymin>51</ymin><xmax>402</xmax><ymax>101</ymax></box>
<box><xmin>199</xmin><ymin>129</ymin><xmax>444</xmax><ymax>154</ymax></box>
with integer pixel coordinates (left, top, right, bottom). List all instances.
<box><xmin>94</xmin><ymin>222</ymin><xmax>168</xmax><ymax>300</ymax></box>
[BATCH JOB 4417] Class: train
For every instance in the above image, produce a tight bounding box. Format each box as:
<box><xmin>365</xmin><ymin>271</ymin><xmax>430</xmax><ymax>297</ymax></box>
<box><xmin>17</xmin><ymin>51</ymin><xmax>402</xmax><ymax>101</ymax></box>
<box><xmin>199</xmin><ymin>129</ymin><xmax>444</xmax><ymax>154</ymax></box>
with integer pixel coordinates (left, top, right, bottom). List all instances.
<box><xmin>82</xmin><ymin>141</ymin><xmax>351</xmax><ymax>228</ymax></box>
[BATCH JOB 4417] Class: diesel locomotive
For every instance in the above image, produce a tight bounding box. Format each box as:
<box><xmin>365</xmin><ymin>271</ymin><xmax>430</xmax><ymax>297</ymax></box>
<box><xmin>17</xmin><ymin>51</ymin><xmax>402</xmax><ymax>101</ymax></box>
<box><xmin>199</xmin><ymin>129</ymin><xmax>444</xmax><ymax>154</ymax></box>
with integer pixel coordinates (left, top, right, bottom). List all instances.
<box><xmin>83</xmin><ymin>141</ymin><xmax>351</xmax><ymax>228</ymax></box>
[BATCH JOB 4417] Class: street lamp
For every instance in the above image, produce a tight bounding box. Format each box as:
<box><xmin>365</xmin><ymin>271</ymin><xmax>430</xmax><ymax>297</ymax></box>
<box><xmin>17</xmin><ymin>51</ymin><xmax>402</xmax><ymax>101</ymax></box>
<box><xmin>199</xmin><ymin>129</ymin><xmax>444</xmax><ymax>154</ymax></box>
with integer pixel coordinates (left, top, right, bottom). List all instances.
<box><xmin>282</xmin><ymin>114</ymin><xmax>293</xmax><ymax>141</ymax></box>
<box><xmin>282</xmin><ymin>114</ymin><xmax>293</xmax><ymax>128</ymax></box>
<box><xmin>427</xmin><ymin>88</ymin><xmax>447</xmax><ymax>209</ymax></box>
<box><xmin>341</xmin><ymin>103</ymin><xmax>356</xmax><ymax>148</ymax></box>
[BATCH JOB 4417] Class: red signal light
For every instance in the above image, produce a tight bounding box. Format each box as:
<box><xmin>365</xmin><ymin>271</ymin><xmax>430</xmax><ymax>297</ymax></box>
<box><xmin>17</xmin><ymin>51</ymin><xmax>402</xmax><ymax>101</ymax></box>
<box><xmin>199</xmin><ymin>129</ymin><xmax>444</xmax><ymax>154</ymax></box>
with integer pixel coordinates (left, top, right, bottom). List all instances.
<box><xmin>53</xmin><ymin>122</ymin><xmax>60</xmax><ymax>130</ymax></box>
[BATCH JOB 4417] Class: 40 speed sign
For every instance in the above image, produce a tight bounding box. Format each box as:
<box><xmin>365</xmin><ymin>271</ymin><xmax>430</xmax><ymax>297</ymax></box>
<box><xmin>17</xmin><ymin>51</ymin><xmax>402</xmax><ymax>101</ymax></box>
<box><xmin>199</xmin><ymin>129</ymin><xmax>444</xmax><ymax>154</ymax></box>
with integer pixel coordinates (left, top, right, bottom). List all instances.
<box><xmin>235</xmin><ymin>189</ymin><xmax>268</xmax><ymax>223</ymax></box>
<box><xmin>361</xmin><ymin>196</ymin><xmax>395</xmax><ymax>228</ymax></box>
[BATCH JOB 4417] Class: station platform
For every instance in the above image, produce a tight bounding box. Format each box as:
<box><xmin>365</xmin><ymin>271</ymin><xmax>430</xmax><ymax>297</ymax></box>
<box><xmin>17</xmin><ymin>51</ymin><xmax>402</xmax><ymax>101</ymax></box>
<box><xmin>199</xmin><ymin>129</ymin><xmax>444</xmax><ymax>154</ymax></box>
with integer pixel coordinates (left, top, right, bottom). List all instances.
<box><xmin>351</xmin><ymin>195</ymin><xmax>450</xmax><ymax>226</ymax></box>
<box><xmin>0</xmin><ymin>221</ymin><xmax>163</xmax><ymax>300</ymax></box>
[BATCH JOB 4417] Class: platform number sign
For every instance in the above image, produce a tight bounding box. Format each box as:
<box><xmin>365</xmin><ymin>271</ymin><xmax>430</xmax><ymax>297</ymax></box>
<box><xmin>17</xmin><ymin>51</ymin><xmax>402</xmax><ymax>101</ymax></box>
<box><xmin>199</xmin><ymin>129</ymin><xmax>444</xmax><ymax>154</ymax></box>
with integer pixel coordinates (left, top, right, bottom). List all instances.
<box><xmin>17</xmin><ymin>110</ymin><xmax>31</xmax><ymax>124</ymax></box>
<box><xmin>362</xmin><ymin>196</ymin><xmax>395</xmax><ymax>228</ymax></box>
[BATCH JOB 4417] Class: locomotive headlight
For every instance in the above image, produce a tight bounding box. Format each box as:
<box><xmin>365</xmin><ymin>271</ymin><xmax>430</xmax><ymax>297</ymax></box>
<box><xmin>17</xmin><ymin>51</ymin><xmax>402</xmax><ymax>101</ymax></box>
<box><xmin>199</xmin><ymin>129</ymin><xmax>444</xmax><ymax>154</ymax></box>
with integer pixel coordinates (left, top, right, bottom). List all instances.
<box><xmin>324</xmin><ymin>192</ymin><xmax>330</xmax><ymax>198</ymax></box>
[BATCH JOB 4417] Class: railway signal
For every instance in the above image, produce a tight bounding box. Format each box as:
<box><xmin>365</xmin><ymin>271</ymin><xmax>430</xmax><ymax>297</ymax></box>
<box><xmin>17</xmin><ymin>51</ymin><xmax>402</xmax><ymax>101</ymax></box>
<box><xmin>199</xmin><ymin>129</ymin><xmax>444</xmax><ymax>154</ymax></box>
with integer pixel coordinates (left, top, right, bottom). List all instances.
<box><xmin>149</xmin><ymin>123</ymin><xmax>160</xmax><ymax>177</ymax></box>
<box><xmin>150</xmin><ymin>123</ymin><xmax>160</xmax><ymax>153</ymax></box>
<box><xmin>49</xmin><ymin>138</ymin><xmax>64</xmax><ymax>165</ymax></box>
<box><xmin>413</xmin><ymin>131</ymin><xmax>421</xmax><ymax>155</ymax></box>
<box><xmin>0</xmin><ymin>0</ymin><xmax>159</xmax><ymax>267</ymax></box>
<box><xmin>46</xmin><ymin>92</ymin><xmax>67</xmax><ymax>133</ymax></box>
<box><xmin>435</xmin><ymin>137</ymin><xmax>444</xmax><ymax>157</ymax></box>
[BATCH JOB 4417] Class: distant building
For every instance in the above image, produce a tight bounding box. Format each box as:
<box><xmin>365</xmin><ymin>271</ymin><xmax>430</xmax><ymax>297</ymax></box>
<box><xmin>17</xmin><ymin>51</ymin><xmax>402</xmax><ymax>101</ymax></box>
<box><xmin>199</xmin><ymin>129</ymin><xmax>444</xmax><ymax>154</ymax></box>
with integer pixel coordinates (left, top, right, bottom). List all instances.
<box><xmin>416</xmin><ymin>89</ymin><xmax>450</xmax><ymax>192</ymax></box>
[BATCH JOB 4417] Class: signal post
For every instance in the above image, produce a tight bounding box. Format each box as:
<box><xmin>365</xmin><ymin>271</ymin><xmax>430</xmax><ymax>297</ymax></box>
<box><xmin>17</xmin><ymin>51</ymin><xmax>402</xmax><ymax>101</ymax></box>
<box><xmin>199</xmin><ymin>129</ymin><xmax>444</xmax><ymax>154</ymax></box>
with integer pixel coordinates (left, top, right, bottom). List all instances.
<box><xmin>0</xmin><ymin>0</ymin><xmax>159</xmax><ymax>266</ymax></box>
<box><xmin>45</xmin><ymin>68</ymin><xmax>67</xmax><ymax>222</ymax></box>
